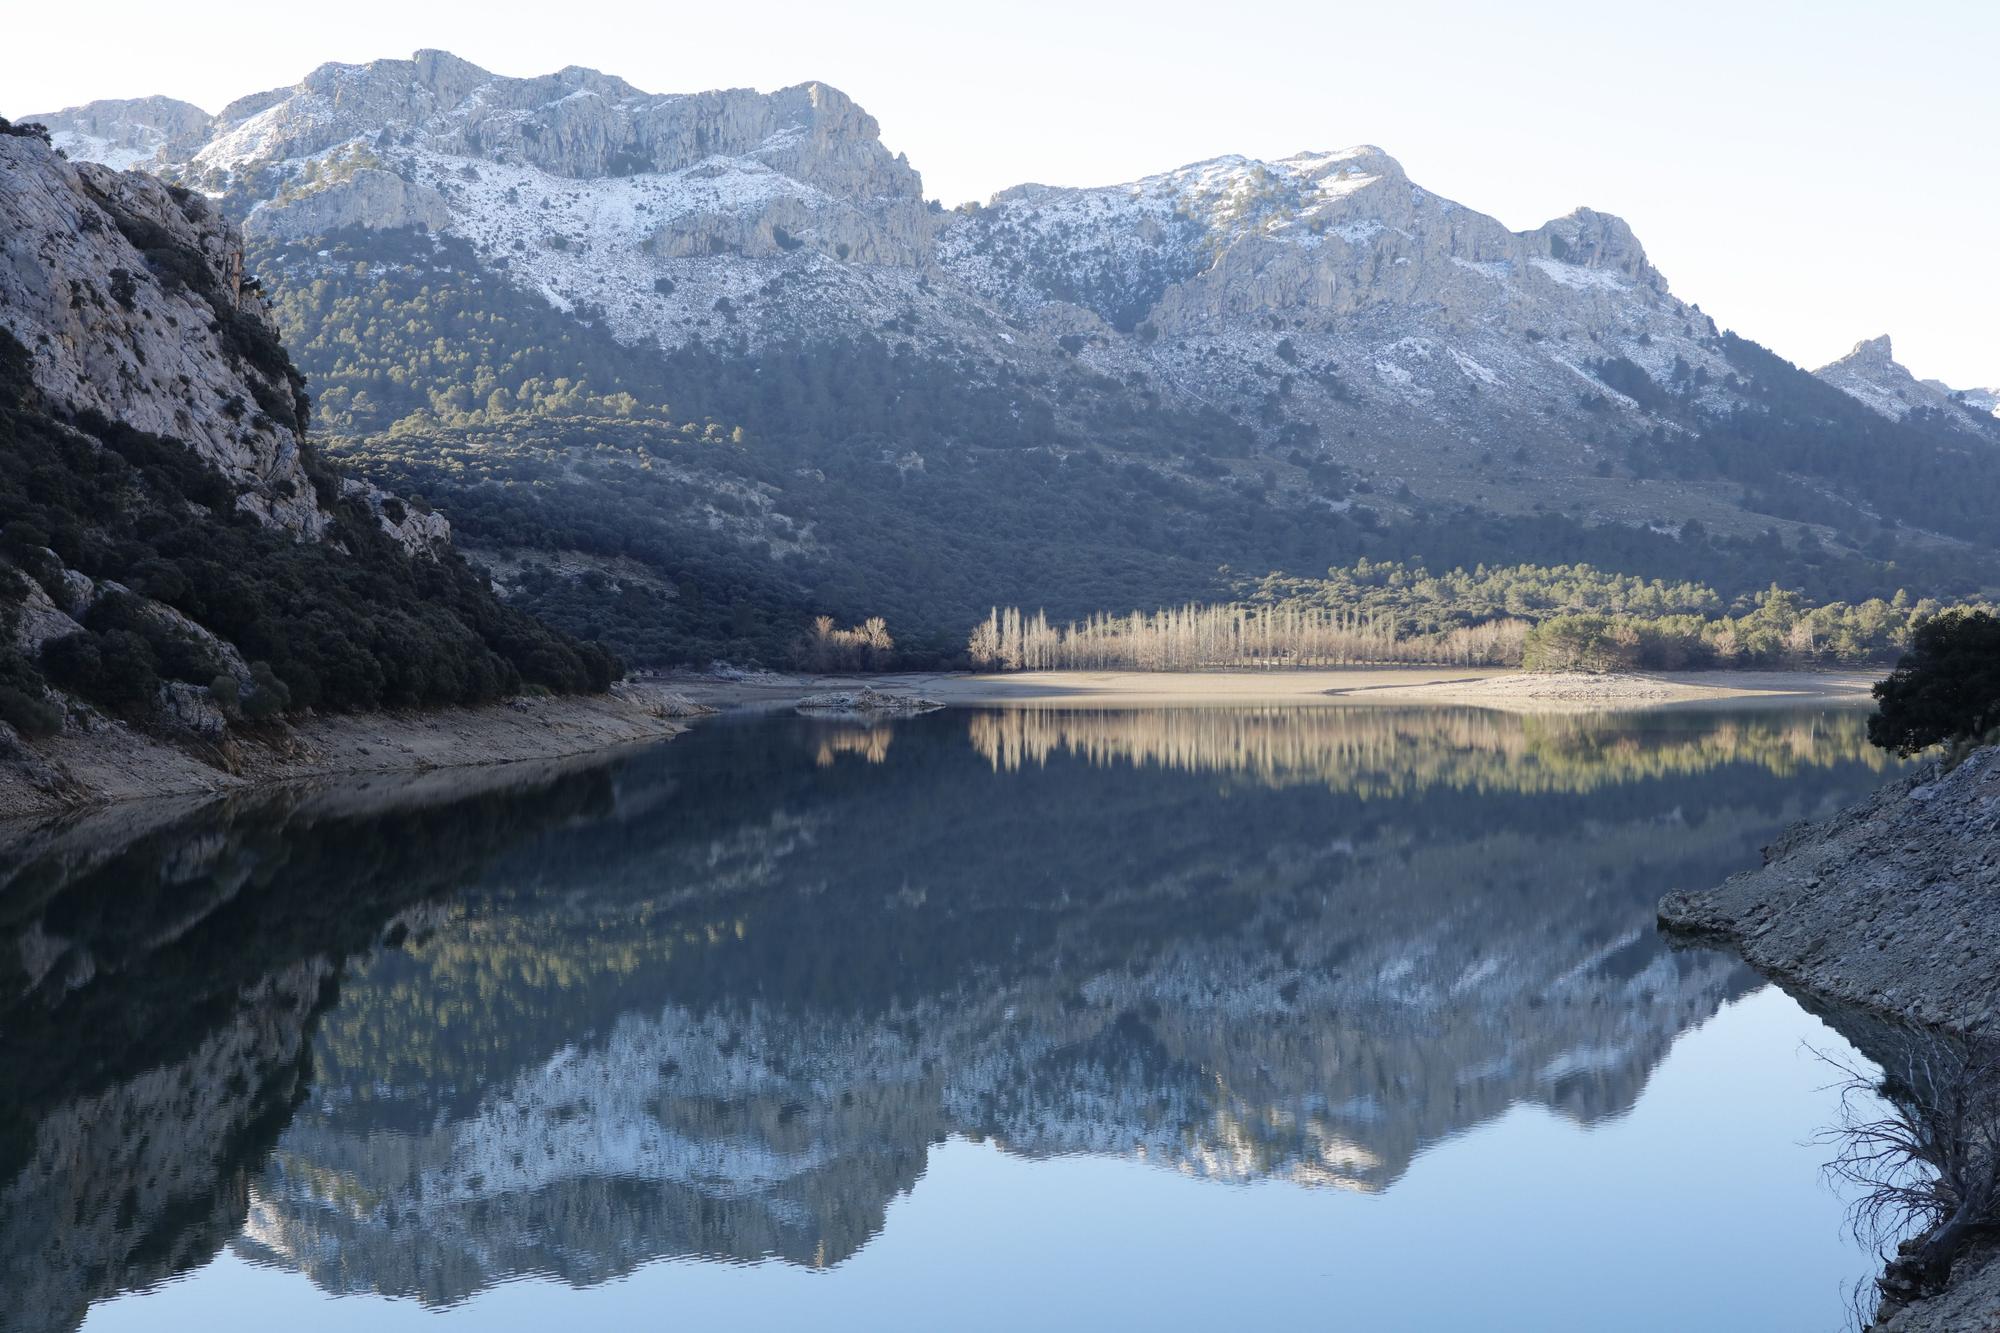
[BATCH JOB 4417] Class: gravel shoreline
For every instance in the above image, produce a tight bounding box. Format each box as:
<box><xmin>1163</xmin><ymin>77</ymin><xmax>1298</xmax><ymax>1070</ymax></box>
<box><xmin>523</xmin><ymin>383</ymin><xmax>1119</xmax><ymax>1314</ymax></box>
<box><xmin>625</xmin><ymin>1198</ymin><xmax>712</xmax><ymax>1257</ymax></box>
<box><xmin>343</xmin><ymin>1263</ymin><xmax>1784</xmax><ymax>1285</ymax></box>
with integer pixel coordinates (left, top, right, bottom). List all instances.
<box><xmin>0</xmin><ymin>683</ymin><xmax>701</xmax><ymax>824</ymax></box>
<box><xmin>1659</xmin><ymin>746</ymin><xmax>2000</xmax><ymax>1038</ymax></box>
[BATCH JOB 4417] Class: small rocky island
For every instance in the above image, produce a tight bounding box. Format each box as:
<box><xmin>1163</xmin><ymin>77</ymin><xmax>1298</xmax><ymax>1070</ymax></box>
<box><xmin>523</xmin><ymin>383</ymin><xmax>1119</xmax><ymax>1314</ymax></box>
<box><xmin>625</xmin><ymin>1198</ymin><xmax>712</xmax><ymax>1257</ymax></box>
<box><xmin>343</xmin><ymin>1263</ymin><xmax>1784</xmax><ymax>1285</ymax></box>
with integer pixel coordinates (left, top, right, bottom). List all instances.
<box><xmin>793</xmin><ymin>688</ymin><xmax>944</xmax><ymax>717</ymax></box>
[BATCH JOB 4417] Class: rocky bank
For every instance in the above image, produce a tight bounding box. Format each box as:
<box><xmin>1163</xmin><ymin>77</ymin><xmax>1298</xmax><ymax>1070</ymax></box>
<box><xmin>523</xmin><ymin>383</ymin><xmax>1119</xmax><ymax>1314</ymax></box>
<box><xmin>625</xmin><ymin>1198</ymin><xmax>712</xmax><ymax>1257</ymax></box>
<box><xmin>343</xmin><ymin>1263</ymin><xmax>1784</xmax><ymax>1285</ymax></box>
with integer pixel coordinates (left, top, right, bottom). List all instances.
<box><xmin>1660</xmin><ymin>745</ymin><xmax>2000</xmax><ymax>1330</ymax></box>
<box><xmin>0</xmin><ymin>683</ymin><xmax>703</xmax><ymax>824</ymax></box>
<box><xmin>1659</xmin><ymin>746</ymin><xmax>2000</xmax><ymax>1037</ymax></box>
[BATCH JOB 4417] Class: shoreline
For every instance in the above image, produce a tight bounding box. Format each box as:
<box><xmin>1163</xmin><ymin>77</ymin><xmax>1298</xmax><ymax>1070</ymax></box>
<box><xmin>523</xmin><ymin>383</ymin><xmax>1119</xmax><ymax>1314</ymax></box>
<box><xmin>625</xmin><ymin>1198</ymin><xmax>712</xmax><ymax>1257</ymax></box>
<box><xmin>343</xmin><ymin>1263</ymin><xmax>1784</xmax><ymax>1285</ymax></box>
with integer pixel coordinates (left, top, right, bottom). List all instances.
<box><xmin>1659</xmin><ymin>745</ymin><xmax>1998</xmax><ymax>1040</ymax></box>
<box><xmin>669</xmin><ymin>666</ymin><xmax>1879</xmax><ymax>712</ymax></box>
<box><xmin>0</xmin><ymin>683</ymin><xmax>698</xmax><ymax>825</ymax></box>
<box><xmin>0</xmin><ymin>666</ymin><xmax>1878</xmax><ymax>827</ymax></box>
<box><xmin>1660</xmin><ymin>746</ymin><xmax>2000</xmax><ymax>1331</ymax></box>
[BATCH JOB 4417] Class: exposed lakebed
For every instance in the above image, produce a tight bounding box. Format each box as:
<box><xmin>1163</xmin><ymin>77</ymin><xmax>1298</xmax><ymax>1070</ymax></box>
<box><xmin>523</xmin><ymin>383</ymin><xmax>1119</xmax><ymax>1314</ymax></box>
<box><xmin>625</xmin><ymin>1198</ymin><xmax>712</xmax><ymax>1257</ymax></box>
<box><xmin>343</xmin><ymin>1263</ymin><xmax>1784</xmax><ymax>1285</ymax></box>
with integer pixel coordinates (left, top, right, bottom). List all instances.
<box><xmin>1</xmin><ymin>705</ymin><xmax>1911</xmax><ymax>1330</ymax></box>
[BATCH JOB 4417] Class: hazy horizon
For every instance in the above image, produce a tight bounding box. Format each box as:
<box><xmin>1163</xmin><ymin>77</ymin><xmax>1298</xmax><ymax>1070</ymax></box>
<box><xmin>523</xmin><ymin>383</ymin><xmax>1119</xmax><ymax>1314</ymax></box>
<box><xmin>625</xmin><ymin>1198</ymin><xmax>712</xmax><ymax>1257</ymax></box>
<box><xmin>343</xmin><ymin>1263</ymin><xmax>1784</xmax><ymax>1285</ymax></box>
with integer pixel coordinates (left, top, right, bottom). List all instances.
<box><xmin>8</xmin><ymin>0</ymin><xmax>1993</xmax><ymax>387</ymax></box>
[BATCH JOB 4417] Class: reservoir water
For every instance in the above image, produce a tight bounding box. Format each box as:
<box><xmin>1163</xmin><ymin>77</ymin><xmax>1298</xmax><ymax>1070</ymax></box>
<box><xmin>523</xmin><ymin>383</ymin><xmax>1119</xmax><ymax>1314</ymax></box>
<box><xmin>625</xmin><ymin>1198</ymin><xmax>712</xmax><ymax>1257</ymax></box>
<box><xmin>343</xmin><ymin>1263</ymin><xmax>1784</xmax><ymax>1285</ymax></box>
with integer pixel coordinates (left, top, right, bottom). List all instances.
<box><xmin>0</xmin><ymin>704</ymin><xmax>1908</xmax><ymax>1331</ymax></box>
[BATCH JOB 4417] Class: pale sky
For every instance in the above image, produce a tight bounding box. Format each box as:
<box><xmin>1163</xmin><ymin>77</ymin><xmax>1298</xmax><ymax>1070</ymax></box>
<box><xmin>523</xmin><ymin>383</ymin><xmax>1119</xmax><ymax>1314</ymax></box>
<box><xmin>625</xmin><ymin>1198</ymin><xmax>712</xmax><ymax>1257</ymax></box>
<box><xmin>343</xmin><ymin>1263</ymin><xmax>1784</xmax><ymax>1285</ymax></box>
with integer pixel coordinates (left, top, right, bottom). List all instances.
<box><xmin>8</xmin><ymin>0</ymin><xmax>1994</xmax><ymax>386</ymax></box>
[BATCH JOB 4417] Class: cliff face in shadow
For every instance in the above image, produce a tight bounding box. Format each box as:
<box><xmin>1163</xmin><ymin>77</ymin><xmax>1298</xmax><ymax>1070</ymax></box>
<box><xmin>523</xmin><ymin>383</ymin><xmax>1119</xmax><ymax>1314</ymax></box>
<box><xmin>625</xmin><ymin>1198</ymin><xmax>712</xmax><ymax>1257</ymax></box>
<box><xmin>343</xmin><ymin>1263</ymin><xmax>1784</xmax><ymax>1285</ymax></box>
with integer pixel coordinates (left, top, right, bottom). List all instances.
<box><xmin>0</xmin><ymin>706</ymin><xmax>1905</xmax><ymax>1325</ymax></box>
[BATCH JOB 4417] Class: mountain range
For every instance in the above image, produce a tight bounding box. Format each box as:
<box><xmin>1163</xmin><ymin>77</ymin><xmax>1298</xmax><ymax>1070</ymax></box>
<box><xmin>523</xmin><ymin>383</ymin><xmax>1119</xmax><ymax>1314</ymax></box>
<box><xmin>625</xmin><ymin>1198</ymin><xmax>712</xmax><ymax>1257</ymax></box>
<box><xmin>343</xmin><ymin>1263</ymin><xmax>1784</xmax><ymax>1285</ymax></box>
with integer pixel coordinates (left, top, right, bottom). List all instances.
<box><xmin>24</xmin><ymin>51</ymin><xmax>2000</xmax><ymax>663</ymax></box>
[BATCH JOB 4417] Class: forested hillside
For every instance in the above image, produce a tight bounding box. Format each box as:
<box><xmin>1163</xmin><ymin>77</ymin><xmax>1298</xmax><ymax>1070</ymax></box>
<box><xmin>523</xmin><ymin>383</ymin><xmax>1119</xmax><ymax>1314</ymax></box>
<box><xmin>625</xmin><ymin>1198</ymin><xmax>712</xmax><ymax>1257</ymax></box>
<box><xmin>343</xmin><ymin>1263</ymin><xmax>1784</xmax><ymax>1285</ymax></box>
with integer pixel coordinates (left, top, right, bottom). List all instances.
<box><xmin>262</xmin><ymin>227</ymin><xmax>1999</xmax><ymax>666</ymax></box>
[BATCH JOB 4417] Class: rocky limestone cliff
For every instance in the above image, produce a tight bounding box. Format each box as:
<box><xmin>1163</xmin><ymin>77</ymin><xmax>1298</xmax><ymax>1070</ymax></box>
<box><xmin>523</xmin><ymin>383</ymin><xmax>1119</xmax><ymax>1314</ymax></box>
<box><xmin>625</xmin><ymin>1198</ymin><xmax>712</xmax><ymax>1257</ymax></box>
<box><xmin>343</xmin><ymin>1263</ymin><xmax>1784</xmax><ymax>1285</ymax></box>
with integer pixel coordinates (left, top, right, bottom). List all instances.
<box><xmin>0</xmin><ymin>128</ymin><xmax>458</xmax><ymax>555</ymax></box>
<box><xmin>0</xmin><ymin>132</ymin><xmax>326</xmax><ymax>533</ymax></box>
<box><xmin>39</xmin><ymin>95</ymin><xmax>213</xmax><ymax>170</ymax></box>
<box><xmin>29</xmin><ymin>53</ymin><xmax>1732</xmax><ymax>498</ymax></box>
<box><xmin>179</xmin><ymin>50</ymin><xmax>923</xmax><ymax>198</ymax></box>
<box><xmin>35</xmin><ymin>51</ymin><xmax>936</xmax><ymax>265</ymax></box>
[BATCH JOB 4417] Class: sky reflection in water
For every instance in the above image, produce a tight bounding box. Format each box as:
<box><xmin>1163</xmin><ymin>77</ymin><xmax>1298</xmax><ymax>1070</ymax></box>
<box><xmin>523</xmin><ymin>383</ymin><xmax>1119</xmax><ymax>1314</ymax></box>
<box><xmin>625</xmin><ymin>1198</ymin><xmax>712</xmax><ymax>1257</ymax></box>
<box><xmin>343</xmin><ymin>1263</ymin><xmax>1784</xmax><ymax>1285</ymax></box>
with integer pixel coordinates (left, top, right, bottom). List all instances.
<box><xmin>0</xmin><ymin>705</ymin><xmax>1904</xmax><ymax>1332</ymax></box>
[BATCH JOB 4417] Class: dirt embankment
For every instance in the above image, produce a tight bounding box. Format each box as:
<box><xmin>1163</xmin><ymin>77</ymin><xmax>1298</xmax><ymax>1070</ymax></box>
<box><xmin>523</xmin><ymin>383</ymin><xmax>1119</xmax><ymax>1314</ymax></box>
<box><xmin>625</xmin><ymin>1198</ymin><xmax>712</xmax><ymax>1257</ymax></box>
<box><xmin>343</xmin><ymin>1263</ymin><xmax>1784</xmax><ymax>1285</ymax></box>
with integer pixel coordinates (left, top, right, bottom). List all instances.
<box><xmin>0</xmin><ymin>684</ymin><xmax>702</xmax><ymax>823</ymax></box>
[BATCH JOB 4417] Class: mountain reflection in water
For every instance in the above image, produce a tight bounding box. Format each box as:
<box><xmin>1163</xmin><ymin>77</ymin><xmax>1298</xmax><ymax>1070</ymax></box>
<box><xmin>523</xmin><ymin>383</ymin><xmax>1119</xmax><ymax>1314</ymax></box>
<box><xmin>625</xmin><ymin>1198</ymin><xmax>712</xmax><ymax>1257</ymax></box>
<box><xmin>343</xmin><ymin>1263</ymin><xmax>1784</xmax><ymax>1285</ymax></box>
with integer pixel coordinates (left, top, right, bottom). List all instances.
<box><xmin>0</xmin><ymin>706</ymin><xmax>1901</xmax><ymax>1330</ymax></box>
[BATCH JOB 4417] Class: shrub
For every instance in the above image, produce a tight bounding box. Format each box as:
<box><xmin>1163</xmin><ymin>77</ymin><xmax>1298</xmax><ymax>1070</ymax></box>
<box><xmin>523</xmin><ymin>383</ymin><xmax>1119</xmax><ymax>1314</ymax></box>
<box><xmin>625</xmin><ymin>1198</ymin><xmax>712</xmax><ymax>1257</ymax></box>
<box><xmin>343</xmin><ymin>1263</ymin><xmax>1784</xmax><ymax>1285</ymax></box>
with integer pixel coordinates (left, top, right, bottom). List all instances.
<box><xmin>241</xmin><ymin>662</ymin><xmax>290</xmax><ymax>721</ymax></box>
<box><xmin>0</xmin><ymin>653</ymin><xmax>60</xmax><ymax>738</ymax></box>
<box><xmin>1522</xmin><ymin>614</ymin><xmax>1641</xmax><ymax>673</ymax></box>
<box><xmin>1869</xmin><ymin>610</ymin><xmax>2000</xmax><ymax>755</ymax></box>
<box><xmin>41</xmin><ymin>629</ymin><xmax>161</xmax><ymax>716</ymax></box>
<box><xmin>209</xmin><ymin>673</ymin><xmax>240</xmax><ymax>715</ymax></box>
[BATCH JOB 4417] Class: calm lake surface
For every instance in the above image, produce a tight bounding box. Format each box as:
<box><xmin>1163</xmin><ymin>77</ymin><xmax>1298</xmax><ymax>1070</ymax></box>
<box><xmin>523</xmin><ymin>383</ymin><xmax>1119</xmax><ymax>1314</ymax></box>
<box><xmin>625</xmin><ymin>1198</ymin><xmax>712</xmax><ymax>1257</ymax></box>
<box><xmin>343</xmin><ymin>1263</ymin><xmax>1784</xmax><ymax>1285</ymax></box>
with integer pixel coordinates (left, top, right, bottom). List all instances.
<box><xmin>1</xmin><ymin>704</ymin><xmax>1909</xmax><ymax>1331</ymax></box>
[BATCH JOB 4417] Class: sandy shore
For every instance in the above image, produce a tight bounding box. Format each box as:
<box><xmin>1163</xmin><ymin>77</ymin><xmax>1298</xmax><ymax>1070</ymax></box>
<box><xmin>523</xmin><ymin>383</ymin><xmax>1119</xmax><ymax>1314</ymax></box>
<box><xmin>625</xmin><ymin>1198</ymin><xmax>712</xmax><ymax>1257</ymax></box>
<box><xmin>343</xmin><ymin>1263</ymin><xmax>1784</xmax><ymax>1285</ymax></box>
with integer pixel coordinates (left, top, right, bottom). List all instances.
<box><xmin>668</xmin><ymin>667</ymin><xmax>1878</xmax><ymax>712</ymax></box>
<box><xmin>0</xmin><ymin>683</ymin><xmax>698</xmax><ymax>823</ymax></box>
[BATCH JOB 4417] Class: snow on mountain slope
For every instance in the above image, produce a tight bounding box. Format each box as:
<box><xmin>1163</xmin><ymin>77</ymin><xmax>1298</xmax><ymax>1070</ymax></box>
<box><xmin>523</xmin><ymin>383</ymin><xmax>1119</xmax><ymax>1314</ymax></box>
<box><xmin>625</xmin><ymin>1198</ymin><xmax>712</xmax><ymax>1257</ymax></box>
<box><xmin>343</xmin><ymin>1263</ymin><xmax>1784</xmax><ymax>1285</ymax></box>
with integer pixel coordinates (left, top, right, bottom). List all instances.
<box><xmin>1954</xmin><ymin>385</ymin><xmax>2000</xmax><ymax>418</ymax></box>
<box><xmin>37</xmin><ymin>96</ymin><xmax>213</xmax><ymax>171</ymax></box>
<box><xmin>1813</xmin><ymin>334</ymin><xmax>2000</xmax><ymax>439</ymax></box>
<box><xmin>32</xmin><ymin>49</ymin><xmax>1977</xmax><ymax>544</ymax></box>
<box><xmin>30</xmin><ymin>54</ymin><xmax>1711</xmax><ymax>382</ymax></box>
<box><xmin>930</xmin><ymin>143</ymin><xmax>1749</xmax><ymax>510</ymax></box>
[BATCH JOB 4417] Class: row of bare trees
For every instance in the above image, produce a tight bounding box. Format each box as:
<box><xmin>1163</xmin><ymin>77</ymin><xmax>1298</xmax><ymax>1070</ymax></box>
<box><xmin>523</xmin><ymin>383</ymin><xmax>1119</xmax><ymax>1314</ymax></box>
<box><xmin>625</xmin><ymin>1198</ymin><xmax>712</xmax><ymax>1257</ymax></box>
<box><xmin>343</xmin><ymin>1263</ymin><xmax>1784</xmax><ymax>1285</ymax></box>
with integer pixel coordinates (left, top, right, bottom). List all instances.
<box><xmin>966</xmin><ymin>604</ymin><xmax>1528</xmax><ymax>671</ymax></box>
<box><xmin>796</xmin><ymin>616</ymin><xmax>895</xmax><ymax>671</ymax></box>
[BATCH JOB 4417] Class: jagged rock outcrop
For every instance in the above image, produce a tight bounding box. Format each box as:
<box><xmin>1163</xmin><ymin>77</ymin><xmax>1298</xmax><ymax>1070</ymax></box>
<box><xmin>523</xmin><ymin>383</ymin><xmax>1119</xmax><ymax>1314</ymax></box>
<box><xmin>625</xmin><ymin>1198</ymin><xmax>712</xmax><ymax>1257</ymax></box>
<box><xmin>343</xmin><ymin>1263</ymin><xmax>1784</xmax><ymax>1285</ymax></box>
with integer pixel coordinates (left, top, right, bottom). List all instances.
<box><xmin>254</xmin><ymin>165</ymin><xmax>452</xmax><ymax>240</ymax></box>
<box><xmin>1815</xmin><ymin>335</ymin><xmax>2000</xmax><ymax>438</ymax></box>
<box><xmin>38</xmin><ymin>96</ymin><xmax>214</xmax><ymax>170</ymax></box>
<box><xmin>0</xmin><ymin>128</ymin><xmax>455</xmax><ymax>554</ymax></box>
<box><xmin>337</xmin><ymin>477</ymin><xmax>452</xmax><ymax>555</ymax></box>
<box><xmin>1949</xmin><ymin>385</ymin><xmax>2000</xmax><ymax>417</ymax></box>
<box><xmin>0</xmin><ymin>133</ymin><xmax>325</xmax><ymax>533</ymax></box>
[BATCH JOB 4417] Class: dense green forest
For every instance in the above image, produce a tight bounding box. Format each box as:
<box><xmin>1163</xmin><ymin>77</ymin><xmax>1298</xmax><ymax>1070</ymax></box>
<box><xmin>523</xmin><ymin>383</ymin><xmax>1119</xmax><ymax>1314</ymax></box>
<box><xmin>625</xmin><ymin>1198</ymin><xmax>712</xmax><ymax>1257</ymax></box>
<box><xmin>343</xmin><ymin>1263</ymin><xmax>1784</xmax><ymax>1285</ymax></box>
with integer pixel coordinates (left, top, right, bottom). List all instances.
<box><xmin>254</xmin><ymin>227</ymin><xmax>2000</xmax><ymax>668</ymax></box>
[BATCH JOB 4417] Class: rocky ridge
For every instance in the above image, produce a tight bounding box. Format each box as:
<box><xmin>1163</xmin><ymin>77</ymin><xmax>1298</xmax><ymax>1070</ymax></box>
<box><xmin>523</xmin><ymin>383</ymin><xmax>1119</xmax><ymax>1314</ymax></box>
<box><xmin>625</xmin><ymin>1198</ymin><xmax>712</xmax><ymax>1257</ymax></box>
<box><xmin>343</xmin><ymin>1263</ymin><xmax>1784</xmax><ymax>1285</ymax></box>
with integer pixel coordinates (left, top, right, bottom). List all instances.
<box><xmin>0</xmin><ymin>127</ymin><xmax>447</xmax><ymax>550</ymax></box>
<box><xmin>1814</xmin><ymin>335</ymin><xmax>2000</xmax><ymax>437</ymax></box>
<box><xmin>28</xmin><ymin>50</ymin><xmax>1907</xmax><ymax>538</ymax></box>
<box><xmin>0</xmin><ymin>132</ymin><xmax>323</xmax><ymax>533</ymax></box>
